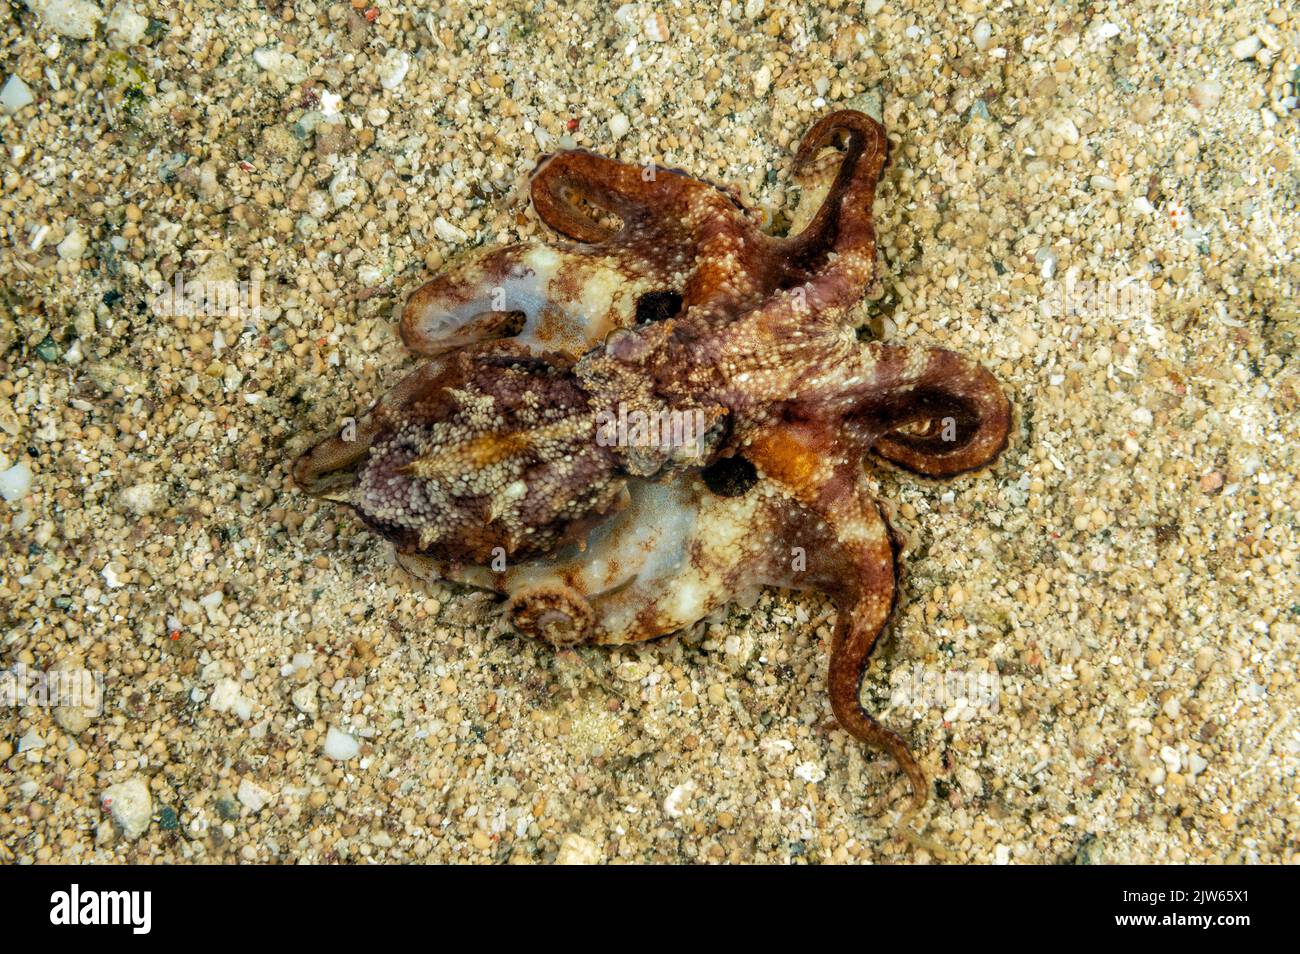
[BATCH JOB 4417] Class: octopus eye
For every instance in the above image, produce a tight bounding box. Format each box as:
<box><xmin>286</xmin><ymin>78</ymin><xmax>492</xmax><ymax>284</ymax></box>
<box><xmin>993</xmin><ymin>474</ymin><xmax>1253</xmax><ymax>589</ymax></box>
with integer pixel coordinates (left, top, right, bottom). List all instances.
<box><xmin>701</xmin><ymin>455</ymin><xmax>758</xmax><ymax>497</ymax></box>
<box><xmin>634</xmin><ymin>290</ymin><xmax>683</xmax><ymax>324</ymax></box>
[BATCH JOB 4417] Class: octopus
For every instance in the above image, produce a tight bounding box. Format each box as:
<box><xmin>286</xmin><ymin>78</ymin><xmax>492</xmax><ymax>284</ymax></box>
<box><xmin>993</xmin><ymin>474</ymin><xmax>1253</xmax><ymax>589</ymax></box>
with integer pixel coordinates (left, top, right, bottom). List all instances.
<box><xmin>294</xmin><ymin>110</ymin><xmax>1011</xmax><ymax>812</ymax></box>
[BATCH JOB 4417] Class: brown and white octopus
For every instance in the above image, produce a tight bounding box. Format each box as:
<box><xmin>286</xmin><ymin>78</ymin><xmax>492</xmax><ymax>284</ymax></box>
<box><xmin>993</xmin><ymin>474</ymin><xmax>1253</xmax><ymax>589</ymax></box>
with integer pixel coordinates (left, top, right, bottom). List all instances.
<box><xmin>294</xmin><ymin>111</ymin><xmax>1011</xmax><ymax>812</ymax></box>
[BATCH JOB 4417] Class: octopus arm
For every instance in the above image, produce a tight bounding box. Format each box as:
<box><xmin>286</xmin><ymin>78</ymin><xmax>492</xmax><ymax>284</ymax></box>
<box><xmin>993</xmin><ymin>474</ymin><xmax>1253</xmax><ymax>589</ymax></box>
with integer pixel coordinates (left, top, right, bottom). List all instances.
<box><xmin>708</xmin><ymin>331</ymin><xmax>1012</xmax><ymax>479</ymax></box>
<box><xmin>292</xmin><ymin>357</ymin><xmax>455</xmax><ymax>496</ymax></box>
<box><xmin>842</xmin><ymin>344</ymin><xmax>1013</xmax><ymax>477</ymax></box>
<box><xmin>401</xmin><ymin>242</ymin><xmax>658</xmax><ymax>360</ymax></box>
<box><xmin>531</xmin><ymin>149</ymin><xmax>743</xmax><ymax>246</ymax></box>
<box><xmin>407</xmin><ymin>478</ymin><xmax>717</xmax><ymax>644</ymax></box>
<box><xmin>743</xmin><ymin>421</ymin><xmax>926</xmax><ymax>809</ymax></box>
<box><xmin>533</xmin><ymin>150</ymin><xmax>766</xmax><ymax>318</ymax></box>
<box><xmin>776</xmin><ymin>109</ymin><xmax>890</xmax><ymax>308</ymax></box>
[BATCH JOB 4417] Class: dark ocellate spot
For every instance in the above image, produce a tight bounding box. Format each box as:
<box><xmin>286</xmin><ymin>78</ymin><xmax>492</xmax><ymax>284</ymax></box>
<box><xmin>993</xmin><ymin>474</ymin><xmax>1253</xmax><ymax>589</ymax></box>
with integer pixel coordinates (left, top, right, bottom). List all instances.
<box><xmin>702</xmin><ymin>455</ymin><xmax>758</xmax><ymax>497</ymax></box>
<box><xmin>635</xmin><ymin>290</ymin><xmax>683</xmax><ymax>324</ymax></box>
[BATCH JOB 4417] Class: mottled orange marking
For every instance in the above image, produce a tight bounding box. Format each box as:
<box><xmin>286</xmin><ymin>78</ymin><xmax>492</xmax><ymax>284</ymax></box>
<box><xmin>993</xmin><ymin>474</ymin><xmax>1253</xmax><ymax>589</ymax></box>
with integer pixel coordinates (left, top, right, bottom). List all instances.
<box><xmin>401</xmin><ymin>431</ymin><xmax>529</xmax><ymax>479</ymax></box>
<box><xmin>748</xmin><ymin>429</ymin><xmax>821</xmax><ymax>494</ymax></box>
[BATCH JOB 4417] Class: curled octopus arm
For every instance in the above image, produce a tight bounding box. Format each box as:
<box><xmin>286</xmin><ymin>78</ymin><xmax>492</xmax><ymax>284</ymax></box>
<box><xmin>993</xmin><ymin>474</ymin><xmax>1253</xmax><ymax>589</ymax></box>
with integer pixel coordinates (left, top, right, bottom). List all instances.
<box><xmin>745</xmin><ymin>422</ymin><xmax>927</xmax><ymax>812</ymax></box>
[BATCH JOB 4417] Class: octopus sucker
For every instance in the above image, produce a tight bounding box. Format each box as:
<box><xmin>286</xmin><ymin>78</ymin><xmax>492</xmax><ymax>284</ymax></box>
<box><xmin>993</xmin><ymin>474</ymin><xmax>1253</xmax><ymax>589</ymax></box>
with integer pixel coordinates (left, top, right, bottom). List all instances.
<box><xmin>294</xmin><ymin>110</ymin><xmax>1012</xmax><ymax>813</ymax></box>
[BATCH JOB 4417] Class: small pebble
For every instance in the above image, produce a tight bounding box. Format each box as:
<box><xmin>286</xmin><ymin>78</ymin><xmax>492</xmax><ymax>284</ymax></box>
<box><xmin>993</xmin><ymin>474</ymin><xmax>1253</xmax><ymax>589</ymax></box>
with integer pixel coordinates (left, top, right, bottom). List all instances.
<box><xmin>0</xmin><ymin>461</ymin><xmax>33</xmax><ymax>501</ymax></box>
<box><xmin>27</xmin><ymin>0</ymin><xmax>102</xmax><ymax>40</ymax></box>
<box><xmin>56</xmin><ymin>228</ymin><xmax>86</xmax><ymax>260</ymax></box>
<box><xmin>433</xmin><ymin>217</ymin><xmax>469</xmax><ymax>244</ymax></box>
<box><xmin>118</xmin><ymin>482</ymin><xmax>165</xmax><ymax>516</ymax></box>
<box><xmin>378</xmin><ymin>49</ymin><xmax>410</xmax><ymax>90</ymax></box>
<box><xmin>0</xmin><ymin>75</ymin><xmax>34</xmax><ymax>115</ymax></box>
<box><xmin>643</xmin><ymin>9</ymin><xmax>669</xmax><ymax>43</ymax></box>
<box><xmin>237</xmin><ymin>778</ymin><xmax>273</xmax><ymax>812</ymax></box>
<box><xmin>1190</xmin><ymin>80</ymin><xmax>1223</xmax><ymax>109</ymax></box>
<box><xmin>556</xmin><ymin>833</ymin><xmax>600</xmax><ymax>864</ymax></box>
<box><xmin>105</xmin><ymin>2</ymin><xmax>148</xmax><ymax>48</ymax></box>
<box><xmin>324</xmin><ymin>726</ymin><xmax>360</xmax><ymax>761</ymax></box>
<box><xmin>1230</xmin><ymin>36</ymin><xmax>1262</xmax><ymax>60</ymax></box>
<box><xmin>101</xmin><ymin>777</ymin><xmax>151</xmax><ymax>840</ymax></box>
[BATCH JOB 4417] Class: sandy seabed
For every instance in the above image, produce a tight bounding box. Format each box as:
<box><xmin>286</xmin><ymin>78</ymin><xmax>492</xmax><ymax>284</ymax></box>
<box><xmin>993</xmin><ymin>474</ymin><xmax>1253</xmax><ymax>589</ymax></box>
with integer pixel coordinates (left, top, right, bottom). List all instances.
<box><xmin>0</xmin><ymin>0</ymin><xmax>1296</xmax><ymax>863</ymax></box>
